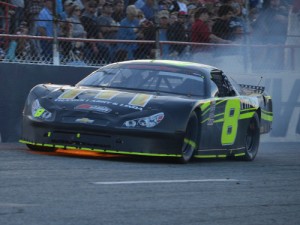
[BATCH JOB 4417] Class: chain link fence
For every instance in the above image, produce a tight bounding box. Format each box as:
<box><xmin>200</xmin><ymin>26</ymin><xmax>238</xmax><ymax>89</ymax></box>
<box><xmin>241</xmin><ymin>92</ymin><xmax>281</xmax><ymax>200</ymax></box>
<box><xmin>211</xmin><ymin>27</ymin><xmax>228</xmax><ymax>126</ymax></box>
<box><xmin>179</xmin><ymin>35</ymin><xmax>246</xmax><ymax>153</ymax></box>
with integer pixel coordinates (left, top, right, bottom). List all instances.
<box><xmin>0</xmin><ymin>0</ymin><xmax>299</xmax><ymax>72</ymax></box>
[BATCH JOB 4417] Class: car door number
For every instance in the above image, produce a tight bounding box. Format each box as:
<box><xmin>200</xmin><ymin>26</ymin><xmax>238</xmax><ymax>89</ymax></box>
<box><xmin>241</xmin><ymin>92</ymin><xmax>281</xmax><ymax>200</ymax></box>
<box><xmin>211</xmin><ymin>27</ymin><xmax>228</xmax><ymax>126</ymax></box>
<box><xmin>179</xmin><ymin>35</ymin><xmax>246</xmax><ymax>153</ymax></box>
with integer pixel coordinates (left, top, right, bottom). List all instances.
<box><xmin>221</xmin><ymin>99</ymin><xmax>240</xmax><ymax>145</ymax></box>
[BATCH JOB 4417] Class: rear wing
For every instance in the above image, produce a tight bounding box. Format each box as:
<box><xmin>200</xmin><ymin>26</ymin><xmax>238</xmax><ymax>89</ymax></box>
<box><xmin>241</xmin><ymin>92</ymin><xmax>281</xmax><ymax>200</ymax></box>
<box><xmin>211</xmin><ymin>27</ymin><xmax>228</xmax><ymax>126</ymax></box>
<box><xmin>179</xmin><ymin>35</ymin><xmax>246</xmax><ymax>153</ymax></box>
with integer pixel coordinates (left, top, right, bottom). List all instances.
<box><xmin>239</xmin><ymin>84</ymin><xmax>265</xmax><ymax>94</ymax></box>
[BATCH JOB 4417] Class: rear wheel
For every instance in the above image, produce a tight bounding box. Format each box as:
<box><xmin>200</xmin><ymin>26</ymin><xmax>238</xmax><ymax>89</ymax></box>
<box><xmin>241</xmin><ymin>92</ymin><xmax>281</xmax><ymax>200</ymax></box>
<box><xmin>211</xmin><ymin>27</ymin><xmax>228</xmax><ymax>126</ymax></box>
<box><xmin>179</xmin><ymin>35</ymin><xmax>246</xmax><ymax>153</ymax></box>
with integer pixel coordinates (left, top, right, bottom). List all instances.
<box><xmin>178</xmin><ymin>112</ymin><xmax>199</xmax><ymax>163</ymax></box>
<box><xmin>26</xmin><ymin>144</ymin><xmax>56</xmax><ymax>152</ymax></box>
<box><xmin>242</xmin><ymin>113</ymin><xmax>260</xmax><ymax>161</ymax></box>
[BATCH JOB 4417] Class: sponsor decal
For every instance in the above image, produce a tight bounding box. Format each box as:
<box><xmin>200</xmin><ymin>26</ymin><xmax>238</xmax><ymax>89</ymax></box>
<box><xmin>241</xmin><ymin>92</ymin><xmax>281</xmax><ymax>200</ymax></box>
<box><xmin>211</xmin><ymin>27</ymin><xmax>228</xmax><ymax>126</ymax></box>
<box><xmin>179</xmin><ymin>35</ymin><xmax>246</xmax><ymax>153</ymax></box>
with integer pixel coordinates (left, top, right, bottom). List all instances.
<box><xmin>75</xmin><ymin>104</ymin><xmax>112</xmax><ymax>113</ymax></box>
<box><xmin>129</xmin><ymin>94</ymin><xmax>152</xmax><ymax>107</ymax></box>
<box><xmin>58</xmin><ymin>89</ymin><xmax>83</xmax><ymax>99</ymax></box>
<box><xmin>95</xmin><ymin>90</ymin><xmax>120</xmax><ymax>100</ymax></box>
<box><xmin>75</xmin><ymin>118</ymin><xmax>94</xmax><ymax>124</ymax></box>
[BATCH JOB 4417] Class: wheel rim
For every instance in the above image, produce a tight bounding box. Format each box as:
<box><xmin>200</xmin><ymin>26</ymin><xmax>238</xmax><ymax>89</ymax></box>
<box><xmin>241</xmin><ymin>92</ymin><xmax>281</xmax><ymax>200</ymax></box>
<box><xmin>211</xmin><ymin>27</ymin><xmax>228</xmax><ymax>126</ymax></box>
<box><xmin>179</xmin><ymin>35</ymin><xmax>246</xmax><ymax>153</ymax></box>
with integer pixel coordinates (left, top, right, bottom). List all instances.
<box><xmin>246</xmin><ymin>119</ymin><xmax>257</xmax><ymax>155</ymax></box>
<box><xmin>182</xmin><ymin>115</ymin><xmax>198</xmax><ymax>161</ymax></box>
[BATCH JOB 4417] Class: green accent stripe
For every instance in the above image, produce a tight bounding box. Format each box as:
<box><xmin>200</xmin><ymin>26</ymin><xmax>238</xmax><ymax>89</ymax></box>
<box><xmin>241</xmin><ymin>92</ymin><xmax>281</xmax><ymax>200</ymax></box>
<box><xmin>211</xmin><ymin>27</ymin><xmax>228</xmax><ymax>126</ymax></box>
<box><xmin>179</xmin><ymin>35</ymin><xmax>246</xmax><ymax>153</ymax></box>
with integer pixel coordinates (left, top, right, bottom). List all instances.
<box><xmin>234</xmin><ymin>153</ymin><xmax>246</xmax><ymax>157</ymax></box>
<box><xmin>241</xmin><ymin>108</ymin><xmax>256</xmax><ymax>113</ymax></box>
<box><xmin>200</xmin><ymin>102</ymin><xmax>210</xmax><ymax>112</ymax></box>
<box><xmin>261</xmin><ymin>112</ymin><xmax>273</xmax><ymax>122</ymax></box>
<box><xmin>194</xmin><ymin>154</ymin><xmax>227</xmax><ymax>159</ymax></box>
<box><xmin>19</xmin><ymin>140</ymin><xmax>182</xmax><ymax>158</ymax></box>
<box><xmin>184</xmin><ymin>138</ymin><xmax>196</xmax><ymax>149</ymax></box>
<box><xmin>239</xmin><ymin>112</ymin><xmax>255</xmax><ymax>120</ymax></box>
<box><xmin>261</xmin><ymin>109</ymin><xmax>273</xmax><ymax>115</ymax></box>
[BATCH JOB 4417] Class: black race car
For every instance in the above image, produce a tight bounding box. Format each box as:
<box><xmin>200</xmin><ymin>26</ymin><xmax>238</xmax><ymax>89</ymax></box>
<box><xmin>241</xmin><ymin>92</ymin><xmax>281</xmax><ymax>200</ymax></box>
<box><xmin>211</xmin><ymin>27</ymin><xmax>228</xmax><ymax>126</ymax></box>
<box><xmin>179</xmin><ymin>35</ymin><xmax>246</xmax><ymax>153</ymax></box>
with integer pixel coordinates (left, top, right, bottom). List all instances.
<box><xmin>20</xmin><ymin>60</ymin><xmax>273</xmax><ymax>163</ymax></box>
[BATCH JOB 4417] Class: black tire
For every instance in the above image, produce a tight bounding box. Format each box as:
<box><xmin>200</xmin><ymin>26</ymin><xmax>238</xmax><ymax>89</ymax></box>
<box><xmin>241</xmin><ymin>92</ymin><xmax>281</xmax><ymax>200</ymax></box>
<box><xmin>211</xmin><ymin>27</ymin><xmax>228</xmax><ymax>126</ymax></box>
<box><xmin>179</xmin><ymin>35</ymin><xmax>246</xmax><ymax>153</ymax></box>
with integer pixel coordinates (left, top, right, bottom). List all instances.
<box><xmin>178</xmin><ymin>112</ymin><xmax>199</xmax><ymax>163</ymax></box>
<box><xmin>26</xmin><ymin>144</ymin><xmax>56</xmax><ymax>152</ymax></box>
<box><xmin>242</xmin><ymin>113</ymin><xmax>260</xmax><ymax>161</ymax></box>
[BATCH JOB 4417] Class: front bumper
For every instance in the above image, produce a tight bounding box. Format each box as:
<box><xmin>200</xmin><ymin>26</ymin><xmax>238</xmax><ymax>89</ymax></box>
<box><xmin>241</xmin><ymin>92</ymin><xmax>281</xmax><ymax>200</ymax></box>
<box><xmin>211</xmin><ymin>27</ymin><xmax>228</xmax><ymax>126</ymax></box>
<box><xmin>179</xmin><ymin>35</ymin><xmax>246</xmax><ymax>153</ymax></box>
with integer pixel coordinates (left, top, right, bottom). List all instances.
<box><xmin>20</xmin><ymin>116</ymin><xmax>184</xmax><ymax>157</ymax></box>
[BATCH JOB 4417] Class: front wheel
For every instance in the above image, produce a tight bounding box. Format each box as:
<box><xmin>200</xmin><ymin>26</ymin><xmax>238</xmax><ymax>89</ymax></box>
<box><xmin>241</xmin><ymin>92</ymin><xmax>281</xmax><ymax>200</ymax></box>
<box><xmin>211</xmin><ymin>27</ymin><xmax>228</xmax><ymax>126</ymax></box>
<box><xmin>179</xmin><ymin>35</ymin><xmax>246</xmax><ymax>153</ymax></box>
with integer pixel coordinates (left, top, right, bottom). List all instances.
<box><xmin>26</xmin><ymin>144</ymin><xmax>56</xmax><ymax>152</ymax></box>
<box><xmin>178</xmin><ymin>112</ymin><xmax>199</xmax><ymax>163</ymax></box>
<box><xmin>242</xmin><ymin>113</ymin><xmax>260</xmax><ymax>161</ymax></box>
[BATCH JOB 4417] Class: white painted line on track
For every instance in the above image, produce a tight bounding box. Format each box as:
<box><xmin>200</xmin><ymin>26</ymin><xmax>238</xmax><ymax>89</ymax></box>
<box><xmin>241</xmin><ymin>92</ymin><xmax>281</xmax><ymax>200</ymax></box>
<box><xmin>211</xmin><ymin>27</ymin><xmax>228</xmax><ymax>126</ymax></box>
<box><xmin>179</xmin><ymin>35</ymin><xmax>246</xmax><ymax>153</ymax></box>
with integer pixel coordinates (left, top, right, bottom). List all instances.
<box><xmin>93</xmin><ymin>179</ymin><xmax>246</xmax><ymax>185</ymax></box>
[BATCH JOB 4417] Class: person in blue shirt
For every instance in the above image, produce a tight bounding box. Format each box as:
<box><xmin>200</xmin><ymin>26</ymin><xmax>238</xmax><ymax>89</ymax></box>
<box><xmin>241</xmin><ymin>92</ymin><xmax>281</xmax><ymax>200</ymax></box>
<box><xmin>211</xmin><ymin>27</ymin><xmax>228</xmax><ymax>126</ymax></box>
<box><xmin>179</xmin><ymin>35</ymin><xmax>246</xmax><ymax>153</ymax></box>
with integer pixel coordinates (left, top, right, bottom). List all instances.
<box><xmin>36</xmin><ymin>0</ymin><xmax>56</xmax><ymax>59</ymax></box>
<box><xmin>140</xmin><ymin>0</ymin><xmax>155</xmax><ymax>22</ymax></box>
<box><xmin>116</xmin><ymin>5</ymin><xmax>140</xmax><ymax>60</ymax></box>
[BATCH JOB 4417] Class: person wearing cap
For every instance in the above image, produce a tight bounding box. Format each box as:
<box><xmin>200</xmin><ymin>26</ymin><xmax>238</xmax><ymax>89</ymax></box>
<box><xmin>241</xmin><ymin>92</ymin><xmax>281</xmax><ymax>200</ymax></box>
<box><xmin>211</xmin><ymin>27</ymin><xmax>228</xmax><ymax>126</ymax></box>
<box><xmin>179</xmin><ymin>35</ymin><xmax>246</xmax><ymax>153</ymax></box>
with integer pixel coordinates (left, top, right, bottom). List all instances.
<box><xmin>157</xmin><ymin>10</ymin><xmax>171</xmax><ymax>58</ymax></box>
<box><xmin>97</xmin><ymin>1</ymin><xmax>120</xmax><ymax>62</ymax></box>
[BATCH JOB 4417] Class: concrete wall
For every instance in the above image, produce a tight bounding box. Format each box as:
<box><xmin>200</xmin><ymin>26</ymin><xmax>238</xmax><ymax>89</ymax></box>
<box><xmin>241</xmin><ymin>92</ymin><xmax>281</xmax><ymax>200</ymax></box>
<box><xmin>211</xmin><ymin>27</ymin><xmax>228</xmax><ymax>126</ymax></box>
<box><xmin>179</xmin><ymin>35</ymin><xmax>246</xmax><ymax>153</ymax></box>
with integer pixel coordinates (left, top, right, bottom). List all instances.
<box><xmin>0</xmin><ymin>63</ymin><xmax>96</xmax><ymax>142</ymax></box>
<box><xmin>0</xmin><ymin>63</ymin><xmax>299</xmax><ymax>142</ymax></box>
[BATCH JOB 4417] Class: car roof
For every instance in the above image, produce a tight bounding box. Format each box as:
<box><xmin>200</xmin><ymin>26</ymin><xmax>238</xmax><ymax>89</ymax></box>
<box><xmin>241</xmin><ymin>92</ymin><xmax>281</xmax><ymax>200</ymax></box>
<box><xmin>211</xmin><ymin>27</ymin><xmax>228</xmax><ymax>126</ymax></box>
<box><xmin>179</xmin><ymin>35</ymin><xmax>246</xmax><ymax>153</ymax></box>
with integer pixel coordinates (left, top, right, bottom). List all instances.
<box><xmin>103</xmin><ymin>59</ymin><xmax>220</xmax><ymax>76</ymax></box>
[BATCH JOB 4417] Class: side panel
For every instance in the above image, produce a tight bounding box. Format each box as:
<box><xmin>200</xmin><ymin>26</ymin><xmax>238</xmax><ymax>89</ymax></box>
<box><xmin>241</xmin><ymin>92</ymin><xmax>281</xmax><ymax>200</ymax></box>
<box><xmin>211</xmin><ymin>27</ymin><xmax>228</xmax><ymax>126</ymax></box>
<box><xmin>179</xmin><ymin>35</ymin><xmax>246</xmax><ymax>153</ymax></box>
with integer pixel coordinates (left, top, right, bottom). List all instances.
<box><xmin>196</xmin><ymin>97</ymin><xmax>258</xmax><ymax>158</ymax></box>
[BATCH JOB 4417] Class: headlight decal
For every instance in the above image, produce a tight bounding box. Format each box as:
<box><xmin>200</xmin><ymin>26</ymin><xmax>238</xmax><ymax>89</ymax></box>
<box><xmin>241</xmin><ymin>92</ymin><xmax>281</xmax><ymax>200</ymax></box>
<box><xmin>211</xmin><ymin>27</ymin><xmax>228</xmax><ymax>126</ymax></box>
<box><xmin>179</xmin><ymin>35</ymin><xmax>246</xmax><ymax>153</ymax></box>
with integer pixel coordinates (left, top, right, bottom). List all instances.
<box><xmin>123</xmin><ymin>112</ymin><xmax>164</xmax><ymax>128</ymax></box>
<box><xmin>31</xmin><ymin>99</ymin><xmax>52</xmax><ymax>120</ymax></box>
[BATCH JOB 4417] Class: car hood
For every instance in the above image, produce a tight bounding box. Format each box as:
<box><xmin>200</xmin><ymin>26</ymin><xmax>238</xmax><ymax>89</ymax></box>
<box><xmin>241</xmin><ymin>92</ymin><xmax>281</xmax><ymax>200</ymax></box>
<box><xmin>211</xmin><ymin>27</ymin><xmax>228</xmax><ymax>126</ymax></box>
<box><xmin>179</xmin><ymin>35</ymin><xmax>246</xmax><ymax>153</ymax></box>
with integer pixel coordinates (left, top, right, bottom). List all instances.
<box><xmin>37</xmin><ymin>85</ymin><xmax>200</xmax><ymax>118</ymax></box>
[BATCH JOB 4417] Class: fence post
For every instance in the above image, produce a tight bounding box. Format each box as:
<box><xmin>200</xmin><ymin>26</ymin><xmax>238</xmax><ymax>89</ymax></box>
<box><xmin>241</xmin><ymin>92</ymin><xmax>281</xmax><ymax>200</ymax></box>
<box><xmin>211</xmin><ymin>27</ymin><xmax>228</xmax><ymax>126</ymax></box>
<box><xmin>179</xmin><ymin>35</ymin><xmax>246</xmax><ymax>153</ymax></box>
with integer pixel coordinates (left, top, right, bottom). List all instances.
<box><xmin>244</xmin><ymin>0</ymin><xmax>252</xmax><ymax>73</ymax></box>
<box><xmin>154</xmin><ymin>0</ymin><xmax>161</xmax><ymax>59</ymax></box>
<box><xmin>52</xmin><ymin>0</ymin><xmax>60</xmax><ymax>65</ymax></box>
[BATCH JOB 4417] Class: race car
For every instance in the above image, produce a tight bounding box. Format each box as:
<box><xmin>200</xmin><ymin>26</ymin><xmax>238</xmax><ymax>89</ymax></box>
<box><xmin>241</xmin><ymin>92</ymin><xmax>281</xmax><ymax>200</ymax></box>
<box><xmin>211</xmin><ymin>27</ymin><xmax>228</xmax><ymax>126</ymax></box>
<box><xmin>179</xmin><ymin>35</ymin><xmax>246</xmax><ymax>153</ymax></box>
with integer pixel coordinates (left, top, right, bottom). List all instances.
<box><xmin>19</xmin><ymin>60</ymin><xmax>273</xmax><ymax>163</ymax></box>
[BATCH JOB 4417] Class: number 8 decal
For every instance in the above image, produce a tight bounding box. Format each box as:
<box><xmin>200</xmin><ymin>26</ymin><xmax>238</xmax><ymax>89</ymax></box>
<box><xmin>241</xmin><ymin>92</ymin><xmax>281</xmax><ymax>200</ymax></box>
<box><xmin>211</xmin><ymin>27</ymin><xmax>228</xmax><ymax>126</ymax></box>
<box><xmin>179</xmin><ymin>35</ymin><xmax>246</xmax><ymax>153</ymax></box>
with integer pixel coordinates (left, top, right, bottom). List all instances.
<box><xmin>221</xmin><ymin>99</ymin><xmax>240</xmax><ymax>145</ymax></box>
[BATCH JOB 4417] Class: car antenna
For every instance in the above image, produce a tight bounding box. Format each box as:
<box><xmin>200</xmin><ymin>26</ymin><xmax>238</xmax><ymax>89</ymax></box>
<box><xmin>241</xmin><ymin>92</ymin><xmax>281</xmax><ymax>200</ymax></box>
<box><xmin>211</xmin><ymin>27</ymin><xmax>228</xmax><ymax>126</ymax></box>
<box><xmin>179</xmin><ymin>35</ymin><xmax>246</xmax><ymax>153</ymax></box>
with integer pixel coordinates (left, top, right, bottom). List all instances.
<box><xmin>257</xmin><ymin>76</ymin><xmax>263</xmax><ymax>86</ymax></box>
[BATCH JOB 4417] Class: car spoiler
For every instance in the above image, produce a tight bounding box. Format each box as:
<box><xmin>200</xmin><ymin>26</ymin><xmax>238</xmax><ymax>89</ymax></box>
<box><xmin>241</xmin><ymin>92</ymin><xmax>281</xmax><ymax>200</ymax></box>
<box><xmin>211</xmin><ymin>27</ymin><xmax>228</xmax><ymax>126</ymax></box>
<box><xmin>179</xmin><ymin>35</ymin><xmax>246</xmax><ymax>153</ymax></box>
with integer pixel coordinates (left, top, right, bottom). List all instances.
<box><xmin>239</xmin><ymin>84</ymin><xmax>265</xmax><ymax>94</ymax></box>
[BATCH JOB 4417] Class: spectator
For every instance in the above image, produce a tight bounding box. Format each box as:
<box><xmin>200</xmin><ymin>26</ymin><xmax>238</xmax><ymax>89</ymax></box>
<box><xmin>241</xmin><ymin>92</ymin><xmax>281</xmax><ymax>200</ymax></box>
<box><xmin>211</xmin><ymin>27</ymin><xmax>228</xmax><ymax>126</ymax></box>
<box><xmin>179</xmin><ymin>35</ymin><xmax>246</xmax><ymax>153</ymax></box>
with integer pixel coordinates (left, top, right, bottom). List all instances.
<box><xmin>61</xmin><ymin>4</ymin><xmax>86</xmax><ymax>63</ymax></box>
<box><xmin>169</xmin><ymin>11</ymin><xmax>178</xmax><ymax>25</ymax></box>
<box><xmin>98</xmin><ymin>1</ymin><xmax>119</xmax><ymax>62</ymax></box>
<box><xmin>96</xmin><ymin>0</ymin><xmax>106</xmax><ymax>16</ymax></box>
<box><xmin>167</xmin><ymin>11</ymin><xmax>188</xmax><ymax>57</ymax></box>
<box><xmin>135</xmin><ymin>0</ymin><xmax>145</xmax><ymax>9</ymax></box>
<box><xmin>136</xmin><ymin>9</ymin><xmax>145</xmax><ymax>21</ymax></box>
<box><xmin>10</xmin><ymin>0</ymin><xmax>25</xmax><ymax>34</ymax></box>
<box><xmin>98</xmin><ymin>1</ymin><xmax>119</xmax><ymax>39</ymax></box>
<box><xmin>191</xmin><ymin>7</ymin><xmax>230</xmax><ymax>48</ymax></box>
<box><xmin>5</xmin><ymin>22</ymin><xmax>31</xmax><ymax>62</ymax></box>
<box><xmin>26</xmin><ymin>0</ymin><xmax>44</xmax><ymax>36</ymax></box>
<box><xmin>36</xmin><ymin>0</ymin><xmax>56</xmax><ymax>60</ymax></box>
<box><xmin>134</xmin><ymin>18</ymin><xmax>156</xmax><ymax>59</ymax></box>
<box><xmin>157</xmin><ymin>10</ymin><xmax>170</xmax><ymax>58</ymax></box>
<box><xmin>212</xmin><ymin>5</ymin><xmax>235</xmax><ymax>40</ymax></box>
<box><xmin>81</xmin><ymin>0</ymin><xmax>107</xmax><ymax>64</ymax></box>
<box><xmin>69</xmin><ymin>4</ymin><xmax>86</xmax><ymax>38</ymax></box>
<box><xmin>116</xmin><ymin>5</ymin><xmax>139</xmax><ymax>60</ymax></box>
<box><xmin>191</xmin><ymin>7</ymin><xmax>231</xmax><ymax>63</ymax></box>
<box><xmin>62</xmin><ymin>0</ymin><xmax>75</xmax><ymax>19</ymax></box>
<box><xmin>81</xmin><ymin>0</ymin><xmax>99</xmax><ymax>39</ymax></box>
<box><xmin>140</xmin><ymin>0</ymin><xmax>155</xmax><ymax>22</ymax></box>
<box><xmin>112</xmin><ymin>0</ymin><xmax>125</xmax><ymax>23</ymax></box>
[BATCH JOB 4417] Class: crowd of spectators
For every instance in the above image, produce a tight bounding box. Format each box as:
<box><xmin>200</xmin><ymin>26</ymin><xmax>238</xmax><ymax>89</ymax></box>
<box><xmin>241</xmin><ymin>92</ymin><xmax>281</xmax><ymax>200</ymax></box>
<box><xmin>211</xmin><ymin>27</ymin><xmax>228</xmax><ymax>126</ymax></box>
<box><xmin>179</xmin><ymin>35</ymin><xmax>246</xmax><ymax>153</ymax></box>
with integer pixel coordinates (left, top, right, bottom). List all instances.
<box><xmin>0</xmin><ymin>0</ymin><xmax>293</xmax><ymax>67</ymax></box>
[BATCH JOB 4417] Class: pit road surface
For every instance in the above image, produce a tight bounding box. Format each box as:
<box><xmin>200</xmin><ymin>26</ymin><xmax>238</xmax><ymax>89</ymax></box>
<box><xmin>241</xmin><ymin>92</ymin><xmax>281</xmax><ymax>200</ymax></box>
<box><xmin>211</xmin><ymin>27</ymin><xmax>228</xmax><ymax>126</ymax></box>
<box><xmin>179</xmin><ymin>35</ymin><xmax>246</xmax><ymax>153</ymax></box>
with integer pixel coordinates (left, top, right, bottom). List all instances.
<box><xmin>0</xmin><ymin>142</ymin><xmax>299</xmax><ymax>225</ymax></box>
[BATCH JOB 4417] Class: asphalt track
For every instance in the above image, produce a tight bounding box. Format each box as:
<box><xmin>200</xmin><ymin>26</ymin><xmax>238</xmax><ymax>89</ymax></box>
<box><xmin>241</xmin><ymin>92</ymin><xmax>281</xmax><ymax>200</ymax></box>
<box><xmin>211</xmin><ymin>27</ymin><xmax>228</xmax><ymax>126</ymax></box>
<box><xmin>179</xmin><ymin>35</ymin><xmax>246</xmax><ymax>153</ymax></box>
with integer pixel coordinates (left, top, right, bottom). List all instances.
<box><xmin>0</xmin><ymin>141</ymin><xmax>299</xmax><ymax>225</ymax></box>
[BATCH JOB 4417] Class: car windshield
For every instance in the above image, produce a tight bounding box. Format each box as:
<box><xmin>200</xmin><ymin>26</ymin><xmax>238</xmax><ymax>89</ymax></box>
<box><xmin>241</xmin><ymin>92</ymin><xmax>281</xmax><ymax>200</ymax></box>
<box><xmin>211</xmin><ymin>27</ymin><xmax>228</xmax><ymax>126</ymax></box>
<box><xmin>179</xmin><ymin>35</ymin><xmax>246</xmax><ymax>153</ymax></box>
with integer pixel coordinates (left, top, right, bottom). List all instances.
<box><xmin>77</xmin><ymin>65</ymin><xmax>205</xmax><ymax>96</ymax></box>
